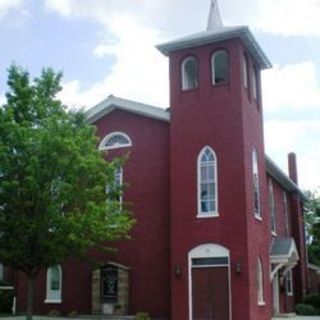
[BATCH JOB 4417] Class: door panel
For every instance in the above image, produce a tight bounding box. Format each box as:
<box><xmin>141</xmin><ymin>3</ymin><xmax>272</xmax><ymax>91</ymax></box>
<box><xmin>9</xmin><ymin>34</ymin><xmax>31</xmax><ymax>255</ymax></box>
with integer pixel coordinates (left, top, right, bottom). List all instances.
<box><xmin>192</xmin><ymin>267</ymin><xmax>229</xmax><ymax>320</ymax></box>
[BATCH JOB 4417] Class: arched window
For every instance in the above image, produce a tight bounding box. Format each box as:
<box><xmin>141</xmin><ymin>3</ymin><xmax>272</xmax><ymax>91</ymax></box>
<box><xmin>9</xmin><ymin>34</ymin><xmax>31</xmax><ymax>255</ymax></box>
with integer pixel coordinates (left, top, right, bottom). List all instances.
<box><xmin>0</xmin><ymin>263</ymin><xmax>3</xmax><ymax>281</ymax></box>
<box><xmin>45</xmin><ymin>265</ymin><xmax>62</xmax><ymax>303</ymax></box>
<box><xmin>181</xmin><ymin>56</ymin><xmax>199</xmax><ymax>90</ymax></box>
<box><xmin>252</xmin><ymin>148</ymin><xmax>261</xmax><ymax>218</ymax></box>
<box><xmin>257</xmin><ymin>258</ymin><xmax>265</xmax><ymax>305</ymax></box>
<box><xmin>285</xmin><ymin>269</ymin><xmax>293</xmax><ymax>296</ymax></box>
<box><xmin>243</xmin><ymin>54</ymin><xmax>249</xmax><ymax>89</ymax></box>
<box><xmin>211</xmin><ymin>50</ymin><xmax>229</xmax><ymax>85</ymax></box>
<box><xmin>269</xmin><ymin>180</ymin><xmax>276</xmax><ymax>234</ymax></box>
<box><xmin>106</xmin><ymin>166</ymin><xmax>123</xmax><ymax>207</ymax></box>
<box><xmin>197</xmin><ymin>146</ymin><xmax>218</xmax><ymax>217</ymax></box>
<box><xmin>252</xmin><ymin>66</ymin><xmax>259</xmax><ymax>100</ymax></box>
<box><xmin>99</xmin><ymin>132</ymin><xmax>132</xmax><ymax>151</ymax></box>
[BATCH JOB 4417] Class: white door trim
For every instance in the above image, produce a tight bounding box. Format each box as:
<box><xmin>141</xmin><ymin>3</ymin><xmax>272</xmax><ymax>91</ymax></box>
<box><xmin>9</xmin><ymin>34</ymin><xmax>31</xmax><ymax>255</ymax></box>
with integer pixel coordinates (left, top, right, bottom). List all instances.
<box><xmin>188</xmin><ymin>243</ymin><xmax>232</xmax><ymax>320</ymax></box>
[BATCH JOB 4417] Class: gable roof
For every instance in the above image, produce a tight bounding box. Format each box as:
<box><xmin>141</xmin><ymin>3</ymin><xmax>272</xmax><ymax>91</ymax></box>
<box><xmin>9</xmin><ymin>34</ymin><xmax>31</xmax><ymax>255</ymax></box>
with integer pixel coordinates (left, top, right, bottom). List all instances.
<box><xmin>86</xmin><ymin>95</ymin><xmax>170</xmax><ymax>124</ymax></box>
<box><xmin>156</xmin><ymin>26</ymin><xmax>272</xmax><ymax>70</ymax></box>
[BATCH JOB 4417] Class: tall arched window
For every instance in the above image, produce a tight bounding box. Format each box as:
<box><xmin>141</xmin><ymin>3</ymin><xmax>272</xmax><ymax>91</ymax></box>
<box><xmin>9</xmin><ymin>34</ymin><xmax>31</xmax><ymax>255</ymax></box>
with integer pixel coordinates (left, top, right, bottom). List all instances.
<box><xmin>45</xmin><ymin>265</ymin><xmax>62</xmax><ymax>303</ymax></box>
<box><xmin>252</xmin><ymin>66</ymin><xmax>259</xmax><ymax>100</ymax></box>
<box><xmin>257</xmin><ymin>258</ymin><xmax>265</xmax><ymax>305</ymax></box>
<box><xmin>197</xmin><ymin>146</ymin><xmax>218</xmax><ymax>217</ymax></box>
<box><xmin>99</xmin><ymin>132</ymin><xmax>132</xmax><ymax>151</ymax></box>
<box><xmin>243</xmin><ymin>54</ymin><xmax>249</xmax><ymax>89</ymax></box>
<box><xmin>181</xmin><ymin>56</ymin><xmax>199</xmax><ymax>90</ymax></box>
<box><xmin>106</xmin><ymin>166</ymin><xmax>123</xmax><ymax>208</ymax></box>
<box><xmin>252</xmin><ymin>148</ymin><xmax>261</xmax><ymax>219</ymax></box>
<box><xmin>211</xmin><ymin>50</ymin><xmax>229</xmax><ymax>85</ymax></box>
<box><xmin>269</xmin><ymin>180</ymin><xmax>276</xmax><ymax>234</ymax></box>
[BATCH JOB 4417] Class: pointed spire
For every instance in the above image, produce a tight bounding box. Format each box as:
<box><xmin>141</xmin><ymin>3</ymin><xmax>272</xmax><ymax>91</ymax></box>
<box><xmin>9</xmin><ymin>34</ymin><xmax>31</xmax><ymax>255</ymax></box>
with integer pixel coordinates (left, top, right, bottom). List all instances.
<box><xmin>207</xmin><ymin>0</ymin><xmax>223</xmax><ymax>31</ymax></box>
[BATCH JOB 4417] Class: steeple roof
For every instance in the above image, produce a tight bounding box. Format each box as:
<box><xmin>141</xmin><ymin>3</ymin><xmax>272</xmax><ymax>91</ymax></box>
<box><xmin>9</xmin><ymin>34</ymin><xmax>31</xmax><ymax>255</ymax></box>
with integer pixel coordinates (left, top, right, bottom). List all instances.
<box><xmin>157</xmin><ymin>1</ymin><xmax>272</xmax><ymax>70</ymax></box>
<box><xmin>207</xmin><ymin>0</ymin><xmax>223</xmax><ymax>30</ymax></box>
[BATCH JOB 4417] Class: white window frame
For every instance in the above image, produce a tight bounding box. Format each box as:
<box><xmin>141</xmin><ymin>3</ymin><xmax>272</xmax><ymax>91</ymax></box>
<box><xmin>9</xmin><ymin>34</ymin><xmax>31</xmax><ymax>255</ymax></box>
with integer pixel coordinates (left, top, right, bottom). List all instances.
<box><xmin>285</xmin><ymin>269</ymin><xmax>293</xmax><ymax>296</ymax></box>
<box><xmin>252</xmin><ymin>66</ymin><xmax>258</xmax><ymax>100</ymax></box>
<box><xmin>269</xmin><ymin>180</ymin><xmax>276</xmax><ymax>235</ymax></box>
<box><xmin>257</xmin><ymin>258</ymin><xmax>265</xmax><ymax>306</ymax></box>
<box><xmin>211</xmin><ymin>50</ymin><xmax>229</xmax><ymax>85</ymax></box>
<box><xmin>283</xmin><ymin>191</ymin><xmax>289</xmax><ymax>236</ymax></box>
<box><xmin>243</xmin><ymin>54</ymin><xmax>249</xmax><ymax>89</ymax></box>
<box><xmin>252</xmin><ymin>148</ymin><xmax>261</xmax><ymax>220</ymax></box>
<box><xmin>99</xmin><ymin>132</ymin><xmax>132</xmax><ymax>151</ymax></box>
<box><xmin>106</xmin><ymin>166</ymin><xmax>123</xmax><ymax>208</ymax></box>
<box><xmin>181</xmin><ymin>56</ymin><xmax>199</xmax><ymax>91</ymax></box>
<box><xmin>197</xmin><ymin>146</ymin><xmax>218</xmax><ymax>218</ymax></box>
<box><xmin>45</xmin><ymin>265</ymin><xmax>62</xmax><ymax>303</ymax></box>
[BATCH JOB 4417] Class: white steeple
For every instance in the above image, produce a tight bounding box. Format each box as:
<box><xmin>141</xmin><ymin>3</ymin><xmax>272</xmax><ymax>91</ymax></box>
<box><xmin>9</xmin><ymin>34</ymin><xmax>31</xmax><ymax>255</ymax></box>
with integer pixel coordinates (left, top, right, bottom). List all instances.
<box><xmin>207</xmin><ymin>0</ymin><xmax>223</xmax><ymax>30</ymax></box>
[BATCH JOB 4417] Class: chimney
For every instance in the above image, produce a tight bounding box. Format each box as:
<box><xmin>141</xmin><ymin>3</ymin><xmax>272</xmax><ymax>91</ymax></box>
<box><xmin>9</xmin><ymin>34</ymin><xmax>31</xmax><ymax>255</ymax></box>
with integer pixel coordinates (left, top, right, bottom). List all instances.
<box><xmin>288</xmin><ymin>152</ymin><xmax>298</xmax><ymax>185</ymax></box>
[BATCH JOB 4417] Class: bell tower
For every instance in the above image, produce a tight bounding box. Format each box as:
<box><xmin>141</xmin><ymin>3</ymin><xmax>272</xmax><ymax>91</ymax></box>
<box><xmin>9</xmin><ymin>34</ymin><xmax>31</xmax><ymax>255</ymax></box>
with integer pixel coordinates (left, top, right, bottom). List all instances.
<box><xmin>157</xmin><ymin>1</ymin><xmax>273</xmax><ymax>319</ymax></box>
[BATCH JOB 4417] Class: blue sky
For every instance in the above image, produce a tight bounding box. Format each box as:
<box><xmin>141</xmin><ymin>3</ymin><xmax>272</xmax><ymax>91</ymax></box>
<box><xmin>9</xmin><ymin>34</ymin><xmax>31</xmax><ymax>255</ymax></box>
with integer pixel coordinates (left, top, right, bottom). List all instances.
<box><xmin>0</xmin><ymin>0</ymin><xmax>319</xmax><ymax>191</ymax></box>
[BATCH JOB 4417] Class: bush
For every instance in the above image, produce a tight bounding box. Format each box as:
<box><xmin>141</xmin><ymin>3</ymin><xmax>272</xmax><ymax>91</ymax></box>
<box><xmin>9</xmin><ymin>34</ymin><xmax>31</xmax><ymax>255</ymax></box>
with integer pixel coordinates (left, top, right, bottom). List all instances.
<box><xmin>295</xmin><ymin>303</ymin><xmax>318</xmax><ymax>315</ymax></box>
<box><xmin>135</xmin><ymin>311</ymin><xmax>151</xmax><ymax>320</ymax></box>
<box><xmin>303</xmin><ymin>294</ymin><xmax>320</xmax><ymax>309</ymax></box>
<box><xmin>48</xmin><ymin>310</ymin><xmax>61</xmax><ymax>317</ymax></box>
<box><xmin>0</xmin><ymin>288</ymin><xmax>14</xmax><ymax>313</ymax></box>
<box><xmin>67</xmin><ymin>310</ymin><xmax>78</xmax><ymax>318</ymax></box>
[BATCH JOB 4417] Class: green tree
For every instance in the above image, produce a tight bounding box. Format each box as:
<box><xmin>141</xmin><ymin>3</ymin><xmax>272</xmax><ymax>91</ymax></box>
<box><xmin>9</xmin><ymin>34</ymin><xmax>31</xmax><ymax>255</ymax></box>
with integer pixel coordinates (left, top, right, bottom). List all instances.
<box><xmin>305</xmin><ymin>190</ymin><xmax>320</xmax><ymax>265</ymax></box>
<box><xmin>0</xmin><ymin>65</ymin><xmax>134</xmax><ymax>320</ymax></box>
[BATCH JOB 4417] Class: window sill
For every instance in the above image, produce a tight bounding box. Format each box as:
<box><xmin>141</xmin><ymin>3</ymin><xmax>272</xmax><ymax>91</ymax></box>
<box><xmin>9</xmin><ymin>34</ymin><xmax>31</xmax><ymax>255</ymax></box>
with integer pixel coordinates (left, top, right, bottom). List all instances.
<box><xmin>286</xmin><ymin>292</ymin><xmax>293</xmax><ymax>297</ymax></box>
<box><xmin>271</xmin><ymin>231</ymin><xmax>277</xmax><ymax>237</ymax></box>
<box><xmin>254</xmin><ymin>215</ymin><xmax>262</xmax><ymax>221</ymax></box>
<box><xmin>197</xmin><ymin>213</ymin><xmax>219</xmax><ymax>219</ymax></box>
<box><xmin>44</xmin><ymin>299</ymin><xmax>62</xmax><ymax>304</ymax></box>
<box><xmin>258</xmin><ymin>301</ymin><xmax>266</xmax><ymax>306</ymax></box>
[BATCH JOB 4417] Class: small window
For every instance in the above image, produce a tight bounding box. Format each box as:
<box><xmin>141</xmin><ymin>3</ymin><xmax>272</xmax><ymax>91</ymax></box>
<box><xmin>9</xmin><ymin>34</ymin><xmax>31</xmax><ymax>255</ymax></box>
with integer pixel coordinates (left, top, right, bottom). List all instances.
<box><xmin>197</xmin><ymin>146</ymin><xmax>218</xmax><ymax>217</ymax></box>
<box><xmin>101</xmin><ymin>265</ymin><xmax>118</xmax><ymax>303</ymax></box>
<box><xmin>243</xmin><ymin>54</ymin><xmax>249</xmax><ymax>89</ymax></box>
<box><xmin>283</xmin><ymin>192</ymin><xmax>289</xmax><ymax>236</ymax></box>
<box><xmin>252</xmin><ymin>148</ymin><xmax>261</xmax><ymax>219</ymax></box>
<box><xmin>99</xmin><ymin>132</ymin><xmax>132</xmax><ymax>151</ymax></box>
<box><xmin>269</xmin><ymin>180</ymin><xmax>276</xmax><ymax>234</ymax></box>
<box><xmin>257</xmin><ymin>258</ymin><xmax>265</xmax><ymax>305</ymax></box>
<box><xmin>45</xmin><ymin>265</ymin><xmax>62</xmax><ymax>303</ymax></box>
<box><xmin>0</xmin><ymin>263</ymin><xmax>3</xmax><ymax>281</ymax></box>
<box><xmin>181</xmin><ymin>56</ymin><xmax>199</xmax><ymax>90</ymax></box>
<box><xmin>252</xmin><ymin>66</ymin><xmax>259</xmax><ymax>100</ymax></box>
<box><xmin>285</xmin><ymin>270</ymin><xmax>293</xmax><ymax>296</ymax></box>
<box><xmin>212</xmin><ymin>50</ymin><xmax>229</xmax><ymax>85</ymax></box>
<box><xmin>106</xmin><ymin>166</ymin><xmax>123</xmax><ymax>207</ymax></box>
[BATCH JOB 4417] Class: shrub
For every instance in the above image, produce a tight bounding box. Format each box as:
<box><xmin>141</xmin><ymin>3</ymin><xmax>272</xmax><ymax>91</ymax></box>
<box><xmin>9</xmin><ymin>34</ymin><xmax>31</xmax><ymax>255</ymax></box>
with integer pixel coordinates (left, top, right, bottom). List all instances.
<box><xmin>48</xmin><ymin>309</ymin><xmax>61</xmax><ymax>317</ymax></box>
<box><xmin>135</xmin><ymin>311</ymin><xmax>151</xmax><ymax>320</ymax></box>
<box><xmin>0</xmin><ymin>288</ymin><xmax>14</xmax><ymax>313</ymax></box>
<box><xmin>303</xmin><ymin>294</ymin><xmax>320</xmax><ymax>309</ymax></box>
<box><xmin>67</xmin><ymin>310</ymin><xmax>78</xmax><ymax>318</ymax></box>
<box><xmin>295</xmin><ymin>303</ymin><xmax>317</xmax><ymax>315</ymax></box>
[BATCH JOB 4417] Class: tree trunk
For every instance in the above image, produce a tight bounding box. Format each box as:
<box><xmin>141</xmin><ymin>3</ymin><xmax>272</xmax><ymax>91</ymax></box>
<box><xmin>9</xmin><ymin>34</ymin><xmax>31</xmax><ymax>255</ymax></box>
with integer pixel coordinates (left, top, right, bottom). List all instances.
<box><xmin>26</xmin><ymin>275</ymin><xmax>35</xmax><ymax>320</ymax></box>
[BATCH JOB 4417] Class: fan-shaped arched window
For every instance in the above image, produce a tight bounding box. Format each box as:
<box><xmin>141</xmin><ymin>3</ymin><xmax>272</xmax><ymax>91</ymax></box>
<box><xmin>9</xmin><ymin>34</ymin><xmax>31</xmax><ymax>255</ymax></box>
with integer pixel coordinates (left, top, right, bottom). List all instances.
<box><xmin>99</xmin><ymin>132</ymin><xmax>132</xmax><ymax>151</ymax></box>
<box><xmin>181</xmin><ymin>56</ymin><xmax>199</xmax><ymax>90</ymax></box>
<box><xmin>45</xmin><ymin>265</ymin><xmax>62</xmax><ymax>303</ymax></box>
<box><xmin>211</xmin><ymin>50</ymin><xmax>229</xmax><ymax>85</ymax></box>
<box><xmin>252</xmin><ymin>148</ymin><xmax>261</xmax><ymax>219</ymax></box>
<box><xmin>257</xmin><ymin>258</ymin><xmax>265</xmax><ymax>305</ymax></box>
<box><xmin>197</xmin><ymin>146</ymin><xmax>218</xmax><ymax>217</ymax></box>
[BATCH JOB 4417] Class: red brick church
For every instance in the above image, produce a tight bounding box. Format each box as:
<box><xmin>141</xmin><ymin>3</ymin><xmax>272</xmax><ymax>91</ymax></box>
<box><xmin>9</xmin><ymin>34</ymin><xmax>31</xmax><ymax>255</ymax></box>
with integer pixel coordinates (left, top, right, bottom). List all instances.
<box><xmin>15</xmin><ymin>1</ymin><xmax>308</xmax><ymax>319</ymax></box>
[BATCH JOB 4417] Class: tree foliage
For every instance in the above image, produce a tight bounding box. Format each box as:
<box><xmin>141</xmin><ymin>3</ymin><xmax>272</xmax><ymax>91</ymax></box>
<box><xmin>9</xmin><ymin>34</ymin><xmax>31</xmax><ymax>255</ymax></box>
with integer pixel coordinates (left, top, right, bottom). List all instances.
<box><xmin>305</xmin><ymin>190</ymin><xmax>320</xmax><ymax>265</ymax></box>
<box><xmin>0</xmin><ymin>65</ymin><xmax>134</xmax><ymax>317</ymax></box>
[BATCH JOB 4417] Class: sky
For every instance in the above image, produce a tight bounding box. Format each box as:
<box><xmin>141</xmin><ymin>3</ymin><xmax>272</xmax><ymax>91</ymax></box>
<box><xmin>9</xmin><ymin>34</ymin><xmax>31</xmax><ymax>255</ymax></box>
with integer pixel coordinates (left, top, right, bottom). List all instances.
<box><xmin>0</xmin><ymin>0</ymin><xmax>319</xmax><ymax>191</ymax></box>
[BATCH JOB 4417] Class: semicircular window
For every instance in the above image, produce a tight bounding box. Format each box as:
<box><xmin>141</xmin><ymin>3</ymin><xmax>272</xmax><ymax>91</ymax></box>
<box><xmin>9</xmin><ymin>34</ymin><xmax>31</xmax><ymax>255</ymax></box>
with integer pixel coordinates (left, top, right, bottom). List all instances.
<box><xmin>99</xmin><ymin>132</ymin><xmax>132</xmax><ymax>151</ymax></box>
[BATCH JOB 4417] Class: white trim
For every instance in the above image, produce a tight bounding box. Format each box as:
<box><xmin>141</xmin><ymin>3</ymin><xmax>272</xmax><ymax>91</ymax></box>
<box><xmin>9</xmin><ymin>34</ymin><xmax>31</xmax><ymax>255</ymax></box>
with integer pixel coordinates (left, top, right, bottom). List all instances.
<box><xmin>273</xmin><ymin>272</ymin><xmax>280</xmax><ymax>315</ymax></box>
<box><xmin>188</xmin><ymin>244</ymin><xmax>231</xmax><ymax>320</ymax></box>
<box><xmin>257</xmin><ymin>257</ymin><xmax>265</xmax><ymax>306</ymax></box>
<box><xmin>211</xmin><ymin>50</ymin><xmax>229</xmax><ymax>85</ymax></box>
<box><xmin>86</xmin><ymin>95</ymin><xmax>170</xmax><ymax>124</ymax></box>
<box><xmin>197</xmin><ymin>146</ymin><xmax>218</xmax><ymax>217</ymax></box>
<box><xmin>99</xmin><ymin>131</ymin><xmax>132</xmax><ymax>151</ymax></box>
<box><xmin>45</xmin><ymin>265</ymin><xmax>62</xmax><ymax>304</ymax></box>
<box><xmin>181</xmin><ymin>56</ymin><xmax>199</xmax><ymax>90</ymax></box>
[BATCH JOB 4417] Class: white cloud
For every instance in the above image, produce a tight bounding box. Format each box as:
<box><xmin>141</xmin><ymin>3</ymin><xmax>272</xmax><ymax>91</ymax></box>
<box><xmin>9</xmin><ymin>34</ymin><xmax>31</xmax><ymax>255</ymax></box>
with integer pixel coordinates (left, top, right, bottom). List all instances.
<box><xmin>262</xmin><ymin>61</ymin><xmax>320</xmax><ymax>112</ymax></box>
<box><xmin>58</xmin><ymin>13</ymin><xmax>168</xmax><ymax>109</ymax></box>
<box><xmin>0</xmin><ymin>0</ymin><xmax>23</xmax><ymax>19</ymax></box>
